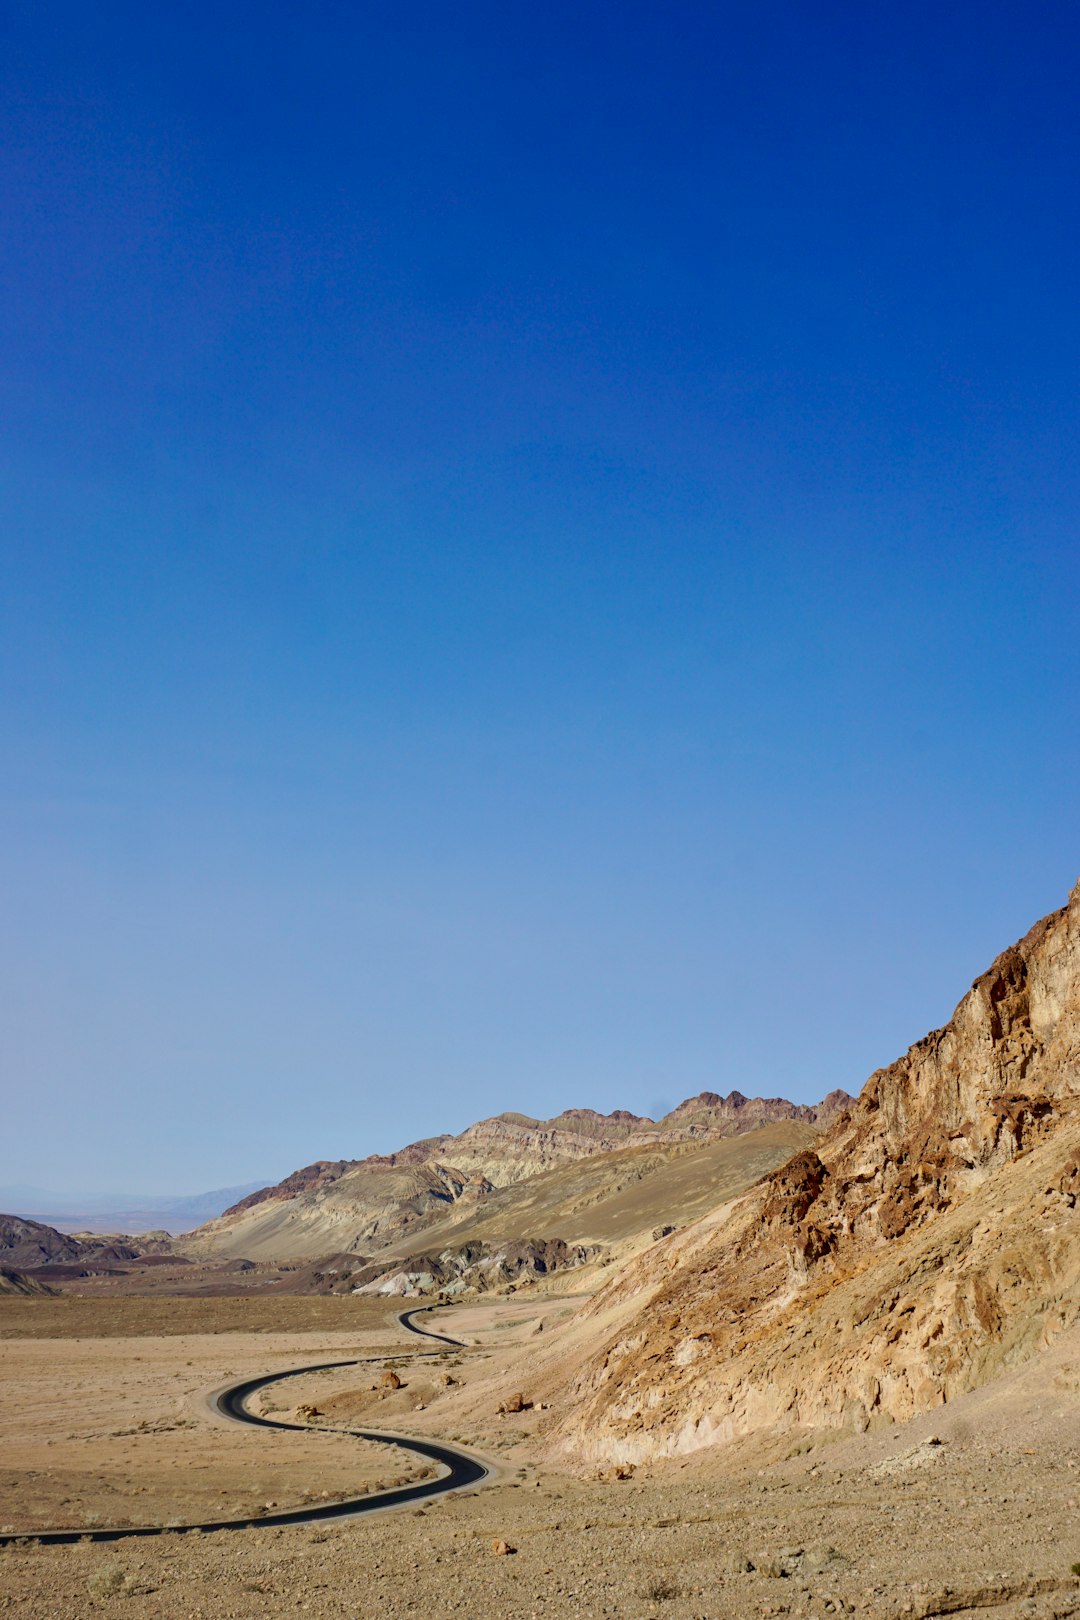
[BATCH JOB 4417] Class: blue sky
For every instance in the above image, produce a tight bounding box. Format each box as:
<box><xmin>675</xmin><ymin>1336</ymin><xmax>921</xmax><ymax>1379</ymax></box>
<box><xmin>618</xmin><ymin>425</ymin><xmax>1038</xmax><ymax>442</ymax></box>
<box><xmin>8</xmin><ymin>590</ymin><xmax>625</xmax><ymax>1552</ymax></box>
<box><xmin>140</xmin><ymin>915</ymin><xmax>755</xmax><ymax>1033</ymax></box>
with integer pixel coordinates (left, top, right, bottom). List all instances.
<box><xmin>2</xmin><ymin>2</ymin><xmax>1077</xmax><ymax>1194</ymax></box>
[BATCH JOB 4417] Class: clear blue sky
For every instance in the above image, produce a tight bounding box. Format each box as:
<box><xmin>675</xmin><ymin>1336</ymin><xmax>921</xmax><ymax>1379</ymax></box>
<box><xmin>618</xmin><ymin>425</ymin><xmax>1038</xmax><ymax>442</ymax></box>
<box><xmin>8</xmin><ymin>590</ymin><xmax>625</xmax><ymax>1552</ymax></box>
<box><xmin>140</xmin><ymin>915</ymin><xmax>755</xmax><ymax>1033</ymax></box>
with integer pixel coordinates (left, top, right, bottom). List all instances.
<box><xmin>2</xmin><ymin>2</ymin><xmax>1077</xmax><ymax>1195</ymax></box>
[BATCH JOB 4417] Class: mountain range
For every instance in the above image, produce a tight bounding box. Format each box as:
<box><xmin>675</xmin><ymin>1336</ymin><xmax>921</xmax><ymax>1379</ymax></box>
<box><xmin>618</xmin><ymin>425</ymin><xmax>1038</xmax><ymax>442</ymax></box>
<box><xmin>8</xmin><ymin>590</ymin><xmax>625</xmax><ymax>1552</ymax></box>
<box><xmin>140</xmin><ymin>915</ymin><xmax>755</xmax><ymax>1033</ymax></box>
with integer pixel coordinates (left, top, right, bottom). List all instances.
<box><xmin>184</xmin><ymin>1088</ymin><xmax>852</xmax><ymax>1267</ymax></box>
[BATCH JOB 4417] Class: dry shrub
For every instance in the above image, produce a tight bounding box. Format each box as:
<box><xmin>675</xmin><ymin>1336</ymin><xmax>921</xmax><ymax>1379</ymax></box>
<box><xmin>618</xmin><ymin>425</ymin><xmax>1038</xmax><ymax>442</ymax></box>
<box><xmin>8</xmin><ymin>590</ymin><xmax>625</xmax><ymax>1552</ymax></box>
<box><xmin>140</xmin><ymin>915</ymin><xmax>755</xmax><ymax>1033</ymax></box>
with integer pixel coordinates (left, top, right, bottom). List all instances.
<box><xmin>86</xmin><ymin>1563</ymin><xmax>135</xmax><ymax>1598</ymax></box>
<box><xmin>640</xmin><ymin>1576</ymin><xmax>679</xmax><ymax>1601</ymax></box>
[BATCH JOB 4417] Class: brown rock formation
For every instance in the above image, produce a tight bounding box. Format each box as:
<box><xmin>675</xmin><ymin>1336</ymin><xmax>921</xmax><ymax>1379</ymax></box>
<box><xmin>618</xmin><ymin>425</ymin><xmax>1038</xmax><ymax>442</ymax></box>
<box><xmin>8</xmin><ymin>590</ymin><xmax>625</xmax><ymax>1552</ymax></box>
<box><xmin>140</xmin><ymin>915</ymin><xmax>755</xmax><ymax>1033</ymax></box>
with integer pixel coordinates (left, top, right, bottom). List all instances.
<box><xmin>551</xmin><ymin>880</ymin><xmax>1080</xmax><ymax>1464</ymax></box>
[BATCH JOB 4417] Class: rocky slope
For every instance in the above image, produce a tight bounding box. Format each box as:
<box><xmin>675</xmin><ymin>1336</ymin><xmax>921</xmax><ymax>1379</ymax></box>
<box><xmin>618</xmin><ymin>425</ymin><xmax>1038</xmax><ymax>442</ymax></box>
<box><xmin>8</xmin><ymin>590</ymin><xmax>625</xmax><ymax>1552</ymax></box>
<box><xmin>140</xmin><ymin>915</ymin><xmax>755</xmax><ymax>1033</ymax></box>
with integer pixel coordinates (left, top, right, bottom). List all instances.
<box><xmin>549</xmin><ymin>879</ymin><xmax>1080</xmax><ymax>1464</ymax></box>
<box><xmin>0</xmin><ymin>1215</ymin><xmax>87</xmax><ymax>1269</ymax></box>
<box><xmin>283</xmin><ymin>1235</ymin><xmax>599</xmax><ymax>1298</ymax></box>
<box><xmin>187</xmin><ymin>1161</ymin><xmax>494</xmax><ymax>1261</ymax></box>
<box><xmin>189</xmin><ymin>1091</ymin><xmax>849</xmax><ymax>1262</ymax></box>
<box><xmin>0</xmin><ymin>1265</ymin><xmax>56</xmax><ymax>1296</ymax></box>
<box><xmin>371</xmin><ymin>1119</ymin><xmax>819</xmax><ymax>1261</ymax></box>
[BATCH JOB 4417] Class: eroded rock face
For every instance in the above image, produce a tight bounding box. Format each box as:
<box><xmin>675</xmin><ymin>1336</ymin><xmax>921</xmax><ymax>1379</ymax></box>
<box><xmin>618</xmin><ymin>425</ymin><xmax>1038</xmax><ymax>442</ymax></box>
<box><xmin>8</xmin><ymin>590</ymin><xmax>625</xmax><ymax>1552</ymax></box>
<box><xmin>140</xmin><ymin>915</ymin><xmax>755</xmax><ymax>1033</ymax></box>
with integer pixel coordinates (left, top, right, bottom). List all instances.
<box><xmin>350</xmin><ymin>1236</ymin><xmax>599</xmax><ymax>1298</ymax></box>
<box><xmin>552</xmin><ymin>881</ymin><xmax>1080</xmax><ymax>1464</ymax></box>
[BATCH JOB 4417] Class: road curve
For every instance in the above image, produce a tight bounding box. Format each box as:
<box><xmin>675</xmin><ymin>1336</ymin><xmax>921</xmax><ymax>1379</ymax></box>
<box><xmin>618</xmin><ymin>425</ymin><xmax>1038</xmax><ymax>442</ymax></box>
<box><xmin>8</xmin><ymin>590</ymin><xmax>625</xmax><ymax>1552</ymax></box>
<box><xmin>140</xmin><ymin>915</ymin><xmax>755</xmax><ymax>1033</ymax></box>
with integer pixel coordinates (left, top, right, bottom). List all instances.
<box><xmin>0</xmin><ymin>1312</ymin><xmax>491</xmax><ymax>1546</ymax></box>
<box><xmin>397</xmin><ymin>1305</ymin><xmax>466</xmax><ymax>1347</ymax></box>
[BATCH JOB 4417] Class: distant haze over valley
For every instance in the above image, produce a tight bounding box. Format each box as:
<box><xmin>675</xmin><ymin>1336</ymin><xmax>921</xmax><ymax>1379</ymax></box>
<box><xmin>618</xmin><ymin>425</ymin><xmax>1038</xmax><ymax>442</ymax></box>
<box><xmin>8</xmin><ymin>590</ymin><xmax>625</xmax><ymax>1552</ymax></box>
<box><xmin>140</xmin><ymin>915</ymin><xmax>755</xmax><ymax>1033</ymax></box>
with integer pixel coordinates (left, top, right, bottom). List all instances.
<box><xmin>0</xmin><ymin>1183</ymin><xmax>267</xmax><ymax>1235</ymax></box>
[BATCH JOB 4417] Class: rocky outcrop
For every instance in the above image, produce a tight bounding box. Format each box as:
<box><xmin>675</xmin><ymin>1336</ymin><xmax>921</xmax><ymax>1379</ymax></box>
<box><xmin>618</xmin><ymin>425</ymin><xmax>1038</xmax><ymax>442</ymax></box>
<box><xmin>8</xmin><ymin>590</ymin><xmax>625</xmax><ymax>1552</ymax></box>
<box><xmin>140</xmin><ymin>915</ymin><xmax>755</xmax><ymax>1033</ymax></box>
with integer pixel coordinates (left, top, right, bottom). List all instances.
<box><xmin>349</xmin><ymin>1236</ymin><xmax>599</xmax><ymax>1298</ymax></box>
<box><xmin>277</xmin><ymin>1234</ymin><xmax>597</xmax><ymax>1297</ymax></box>
<box><xmin>659</xmin><ymin>1089</ymin><xmax>851</xmax><ymax>1136</ymax></box>
<box><xmin>550</xmin><ymin>880</ymin><xmax>1080</xmax><ymax>1464</ymax></box>
<box><xmin>0</xmin><ymin>1215</ymin><xmax>85</xmax><ymax>1269</ymax></box>
<box><xmin>0</xmin><ymin>1264</ymin><xmax>56</xmax><ymax>1296</ymax></box>
<box><xmin>434</xmin><ymin>1093</ymin><xmax>852</xmax><ymax>1185</ymax></box>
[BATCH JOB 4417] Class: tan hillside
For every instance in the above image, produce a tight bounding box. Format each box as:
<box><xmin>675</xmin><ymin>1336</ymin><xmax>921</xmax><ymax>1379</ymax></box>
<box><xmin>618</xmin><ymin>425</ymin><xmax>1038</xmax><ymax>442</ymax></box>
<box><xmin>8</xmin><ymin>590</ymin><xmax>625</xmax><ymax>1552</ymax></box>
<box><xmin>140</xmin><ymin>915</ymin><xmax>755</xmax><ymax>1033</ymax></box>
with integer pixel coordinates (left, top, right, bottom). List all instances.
<box><xmin>548</xmin><ymin>879</ymin><xmax>1080</xmax><ymax>1465</ymax></box>
<box><xmin>269</xmin><ymin>1120</ymin><xmax>817</xmax><ymax>1295</ymax></box>
<box><xmin>185</xmin><ymin>1161</ymin><xmax>492</xmax><ymax>1262</ymax></box>
<box><xmin>188</xmin><ymin>1091</ymin><xmax>847</xmax><ymax>1262</ymax></box>
<box><xmin>375</xmin><ymin>1117</ymin><xmax>817</xmax><ymax>1257</ymax></box>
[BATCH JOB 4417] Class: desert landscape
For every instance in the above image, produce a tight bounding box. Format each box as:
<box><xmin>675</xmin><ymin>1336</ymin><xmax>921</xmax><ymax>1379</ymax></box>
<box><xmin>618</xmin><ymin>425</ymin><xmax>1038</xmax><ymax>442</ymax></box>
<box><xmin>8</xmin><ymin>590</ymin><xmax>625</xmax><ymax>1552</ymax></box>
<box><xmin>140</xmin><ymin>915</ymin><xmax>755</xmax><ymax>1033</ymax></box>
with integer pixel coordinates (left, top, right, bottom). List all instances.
<box><xmin>6</xmin><ymin>5</ymin><xmax>1075</xmax><ymax>1613</ymax></box>
<box><xmin>2</xmin><ymin>883</ymin><xmax>1079</xmax><ymax>1617</ymax></box>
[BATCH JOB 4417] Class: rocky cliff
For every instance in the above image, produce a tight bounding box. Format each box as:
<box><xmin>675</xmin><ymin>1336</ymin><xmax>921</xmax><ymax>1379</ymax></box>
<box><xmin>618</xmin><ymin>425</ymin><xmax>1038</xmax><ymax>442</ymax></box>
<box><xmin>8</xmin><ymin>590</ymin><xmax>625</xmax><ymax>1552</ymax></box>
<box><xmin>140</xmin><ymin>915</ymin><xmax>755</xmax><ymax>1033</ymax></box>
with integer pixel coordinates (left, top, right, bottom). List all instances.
<box><xmin>550</xmin><ymin>880</ymin><xmax>1080</xmax><ymax>1464</ymax></box>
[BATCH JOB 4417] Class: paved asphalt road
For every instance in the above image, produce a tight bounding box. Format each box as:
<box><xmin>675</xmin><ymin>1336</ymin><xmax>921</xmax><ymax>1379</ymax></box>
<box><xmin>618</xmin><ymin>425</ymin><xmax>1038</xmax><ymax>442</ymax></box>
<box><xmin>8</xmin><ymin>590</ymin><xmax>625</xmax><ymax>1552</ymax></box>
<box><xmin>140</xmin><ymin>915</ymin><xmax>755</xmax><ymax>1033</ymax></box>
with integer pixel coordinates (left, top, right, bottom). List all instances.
<box><xmin>397</xmin><ymin>1305</ymin><xmax>466</xmax><ymax>1348</ymax></box>
<box><xmin>0</xmin><ymin>1308</ymin><xmax>490</xmax><ymax>1546</ymax></box>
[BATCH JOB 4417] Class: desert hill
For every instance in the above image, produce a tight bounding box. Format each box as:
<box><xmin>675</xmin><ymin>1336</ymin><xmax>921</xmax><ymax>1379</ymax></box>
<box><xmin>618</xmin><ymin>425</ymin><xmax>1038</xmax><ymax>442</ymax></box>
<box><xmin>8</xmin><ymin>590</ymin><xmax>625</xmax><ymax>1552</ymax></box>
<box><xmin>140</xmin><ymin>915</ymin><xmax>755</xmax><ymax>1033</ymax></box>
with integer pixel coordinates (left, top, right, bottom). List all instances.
<box><xmin>373</xmin><ymin>1118</ymin><xmax>818</xmax><ymax>1257</ymax></box>
<box><xmin>187</xmin><ymin>1160</ymin><xmax>495</xmax><ymax>1262</ymax></box>
<box><xmin>544</xmin><ymin>878</ymin><xmax>1080</xmax><ymax>1465</ymax></box>
<box><xmin>0</xmin><ymin>1264</ymin><xmax>56</xmax><ymax>1296</ymax></box>
<box><xmin>0</xmin><ymin>1214</ymin><xmax>88</xmax><ymax>1269</ymax></box>
<box><xmin>0</xmin><ymin>1214</ymin><xmax>172</xmax><ymax>1275</ymax></box>
<box><xmin>187</xmin><ymin>1091</ymin><xmax>848</xmax><ymax>1263</ymax></box>
<box><xmin>267</xmin><ymin>1119</ymin><xmax>818</xmax><ymax>1296</ymax></box>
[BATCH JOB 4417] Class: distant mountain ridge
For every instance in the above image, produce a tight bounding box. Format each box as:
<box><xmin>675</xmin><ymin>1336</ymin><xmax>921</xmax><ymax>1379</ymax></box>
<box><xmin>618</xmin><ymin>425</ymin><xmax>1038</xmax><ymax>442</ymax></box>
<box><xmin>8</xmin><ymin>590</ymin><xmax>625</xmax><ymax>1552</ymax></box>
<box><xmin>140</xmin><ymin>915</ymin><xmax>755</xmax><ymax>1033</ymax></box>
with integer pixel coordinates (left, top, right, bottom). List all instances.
<box><xmin>188</xmin><ymin>1088</ymin><xmax>853</xmax><ymax>1262</ymax></box>
<box><xmin>0</xmin><ymin>1213</ymin><xmax>173</xmax><ymax>1270</ymax></box>
<box><xmin>222</xmin><ymin>1090</ymin><xmax>851</xmax><ymax>1219</ymax></box>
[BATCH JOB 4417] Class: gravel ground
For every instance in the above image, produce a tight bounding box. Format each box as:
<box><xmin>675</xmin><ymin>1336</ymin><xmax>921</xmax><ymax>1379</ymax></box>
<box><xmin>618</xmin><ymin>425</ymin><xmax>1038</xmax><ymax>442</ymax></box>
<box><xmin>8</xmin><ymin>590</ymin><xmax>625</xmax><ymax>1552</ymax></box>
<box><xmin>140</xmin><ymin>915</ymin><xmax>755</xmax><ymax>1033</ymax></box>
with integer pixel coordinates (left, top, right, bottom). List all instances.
<box><xmin>3</xmin><ymin>1424</ymin><xmax>1080</xmax><ymax>1619</ymax></box>
<box><xmin>3</xmin><ymin>1298</ymin><xmax>1080</xmax><ymax>1617</ymax></box>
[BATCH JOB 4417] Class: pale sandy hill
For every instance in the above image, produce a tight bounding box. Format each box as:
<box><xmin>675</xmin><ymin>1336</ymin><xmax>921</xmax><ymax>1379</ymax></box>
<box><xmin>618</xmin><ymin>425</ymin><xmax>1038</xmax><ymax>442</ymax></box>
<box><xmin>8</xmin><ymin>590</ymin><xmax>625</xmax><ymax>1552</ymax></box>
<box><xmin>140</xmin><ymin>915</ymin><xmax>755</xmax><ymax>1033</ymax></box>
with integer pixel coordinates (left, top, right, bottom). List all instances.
<box><xmin>375</xmin><ymin>1117</ymin><xmax>816</xmax><ymax>1256</ymax></box>
<box><xmin>186</xmin><ymin>1161</ymin><xmax>490</xmax><ymax>1262</ymax></box>
<box><xmin>266</xmin><ymin>1121</ymin><xmax>815</xmax><ymax>1296</ymax></box>
<box><xmin>547</xmin><ymin>878</ymin><xmax>1080</xmax><ymax>1465</ymax></box>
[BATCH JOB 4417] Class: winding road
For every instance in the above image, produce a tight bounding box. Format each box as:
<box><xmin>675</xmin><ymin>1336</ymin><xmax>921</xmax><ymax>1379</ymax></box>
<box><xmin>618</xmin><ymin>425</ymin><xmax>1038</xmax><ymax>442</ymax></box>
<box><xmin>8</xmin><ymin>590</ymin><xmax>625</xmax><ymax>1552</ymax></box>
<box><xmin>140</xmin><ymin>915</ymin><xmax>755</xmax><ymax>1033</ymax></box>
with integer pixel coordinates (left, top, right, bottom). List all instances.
<box><xmin>0</xmin><ymin>1307</ymin><xmax>493</xmax><ymax>1547</ymax></box>
<box><xmin>397</xmin><ymin>1305</ymin><xmax>468</xmax><ymax>1348</ymax></box>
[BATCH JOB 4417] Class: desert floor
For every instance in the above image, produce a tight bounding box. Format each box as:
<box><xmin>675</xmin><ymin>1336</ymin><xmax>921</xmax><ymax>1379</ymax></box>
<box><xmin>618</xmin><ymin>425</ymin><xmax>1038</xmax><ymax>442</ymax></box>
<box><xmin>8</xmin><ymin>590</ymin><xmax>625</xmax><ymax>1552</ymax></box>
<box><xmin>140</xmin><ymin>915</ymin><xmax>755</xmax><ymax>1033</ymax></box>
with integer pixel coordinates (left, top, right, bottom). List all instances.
<box><xmin>2</xmin><ymin>1291</ymin><xmax>1080</xmax><ymax>1618</ymax></box>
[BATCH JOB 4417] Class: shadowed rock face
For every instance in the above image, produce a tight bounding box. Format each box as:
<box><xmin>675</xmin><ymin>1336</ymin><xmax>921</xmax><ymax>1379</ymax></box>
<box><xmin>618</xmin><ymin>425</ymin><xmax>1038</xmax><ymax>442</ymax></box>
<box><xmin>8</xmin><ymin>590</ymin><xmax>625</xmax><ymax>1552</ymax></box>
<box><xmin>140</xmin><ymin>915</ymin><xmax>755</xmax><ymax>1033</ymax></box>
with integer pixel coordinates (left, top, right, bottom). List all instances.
<box><xmin>0</xmin><ymin>1264</ymin><xmax>56</xmax><ymax>1296</ymax></box>
<box><xmin>552</xmin><ymin>880</ymin><xmax>1080</xmax><ymax>1465</ymax></box>
<box><xmin>0</xmin><ymin>1214</ymin><xmax>85</xmax><ymax>1269</ymax></box>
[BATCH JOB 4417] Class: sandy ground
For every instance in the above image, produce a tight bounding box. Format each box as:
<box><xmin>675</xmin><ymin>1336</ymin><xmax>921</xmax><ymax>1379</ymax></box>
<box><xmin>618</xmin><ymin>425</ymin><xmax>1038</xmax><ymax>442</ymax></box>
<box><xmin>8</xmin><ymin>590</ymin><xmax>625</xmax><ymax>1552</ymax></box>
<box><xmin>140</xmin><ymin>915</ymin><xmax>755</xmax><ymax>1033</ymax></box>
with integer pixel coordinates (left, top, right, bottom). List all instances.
<box><xmin>0</xmin><ymin>1299</ymin><xmax>433</xmax><ymax>1533</ymax></box>
<box><xmin>2</xmin><ymin>1294</ymin><xmax>1080</xmax><ymax>1617</ymax></box>
<box><xmin>0</xmin><ymin>1296</ymin><xmax>401</xmax><ymax>1338</ymax></box>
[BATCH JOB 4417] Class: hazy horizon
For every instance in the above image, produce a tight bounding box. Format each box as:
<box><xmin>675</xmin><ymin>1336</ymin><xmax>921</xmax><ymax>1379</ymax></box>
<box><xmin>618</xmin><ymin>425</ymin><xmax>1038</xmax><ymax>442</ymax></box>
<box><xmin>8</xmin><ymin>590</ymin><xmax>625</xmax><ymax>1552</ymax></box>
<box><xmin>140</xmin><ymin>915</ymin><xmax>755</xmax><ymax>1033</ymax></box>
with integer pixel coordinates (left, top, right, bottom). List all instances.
<box><xmin>3</xmin><ymin>4</ymin><xmax>1078</xmax><ymax>1194</ymax></box>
